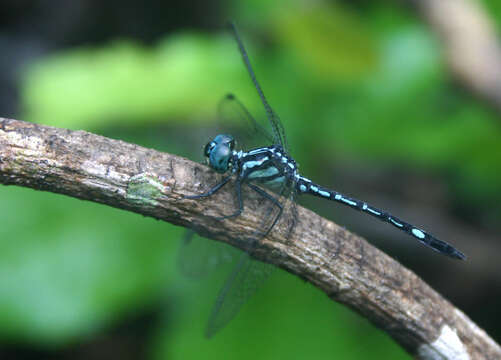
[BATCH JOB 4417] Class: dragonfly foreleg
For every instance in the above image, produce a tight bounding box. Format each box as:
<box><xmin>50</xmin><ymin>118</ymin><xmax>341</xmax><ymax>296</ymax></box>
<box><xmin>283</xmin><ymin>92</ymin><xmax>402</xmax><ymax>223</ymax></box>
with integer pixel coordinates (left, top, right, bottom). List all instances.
<box><xmin>184</xmin><ymin>174</ymin><xmax>233</xmax><ymax>199</ymax></box>
<box><xmin>214</xmin><ymin>178</ymin><xmax>243</xmax><ymax>220</ymax></box>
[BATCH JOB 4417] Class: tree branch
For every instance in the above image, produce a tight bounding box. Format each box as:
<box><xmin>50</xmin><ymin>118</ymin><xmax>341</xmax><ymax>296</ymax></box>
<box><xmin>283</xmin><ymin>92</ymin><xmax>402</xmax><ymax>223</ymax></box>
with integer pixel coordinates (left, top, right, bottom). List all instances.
<box><xmin>0</xmin><ymin>117</ymin><xmax>499</xmax><ymax>359</ymax></box>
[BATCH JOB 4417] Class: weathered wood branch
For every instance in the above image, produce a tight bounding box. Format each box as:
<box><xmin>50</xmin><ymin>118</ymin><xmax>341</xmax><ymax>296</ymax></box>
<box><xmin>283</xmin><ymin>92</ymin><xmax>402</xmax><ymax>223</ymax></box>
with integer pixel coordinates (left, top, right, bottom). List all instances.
<box><xmin>0</xmin><ymin>117</ymin><xmax>498</xmax><ymax>359</ymax></box>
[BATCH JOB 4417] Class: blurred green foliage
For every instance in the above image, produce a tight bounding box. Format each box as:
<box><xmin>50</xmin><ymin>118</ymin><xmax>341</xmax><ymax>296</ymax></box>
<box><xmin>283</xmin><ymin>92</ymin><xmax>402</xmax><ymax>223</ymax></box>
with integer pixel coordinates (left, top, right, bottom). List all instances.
<box><xmin>2</xmin><ymin>1</ymin><xmax>500</xmax><ymax>359</ymax></box>
<box><xmin>22</xmin><ymin>34</ymin><xmax>247</xmax><ymax>128</ymax></box>
<box><xmin>0</xmin><ymin>186</ymin><xmax>175</xmax><ymax>345</ymax></box>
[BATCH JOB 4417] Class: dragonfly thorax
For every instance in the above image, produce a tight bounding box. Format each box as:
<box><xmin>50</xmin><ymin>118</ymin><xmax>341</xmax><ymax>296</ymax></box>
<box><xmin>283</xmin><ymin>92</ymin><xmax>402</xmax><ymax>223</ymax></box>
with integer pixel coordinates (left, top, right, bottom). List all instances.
<box><xmin>236</xmin><ymin>144</ymin><xmax>298</xmax><ymax>188</ymax></box>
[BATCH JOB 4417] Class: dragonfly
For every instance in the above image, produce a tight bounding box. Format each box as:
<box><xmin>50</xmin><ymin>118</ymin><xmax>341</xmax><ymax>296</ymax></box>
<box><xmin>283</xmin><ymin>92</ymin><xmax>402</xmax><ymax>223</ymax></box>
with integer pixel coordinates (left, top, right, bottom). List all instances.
<box><xmin>181</xmin><ymin>23</ymin><xmax>466</xmax><ymax>338</ymax></box>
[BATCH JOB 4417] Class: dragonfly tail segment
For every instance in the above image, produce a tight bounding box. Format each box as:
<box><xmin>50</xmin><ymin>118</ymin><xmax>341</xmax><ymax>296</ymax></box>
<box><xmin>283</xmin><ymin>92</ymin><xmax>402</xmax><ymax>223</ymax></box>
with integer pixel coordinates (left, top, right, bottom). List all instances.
<box><xmin>296</xmin><ymin>178</ymin><xmax>466</xmax><ymax>260</ymax></box>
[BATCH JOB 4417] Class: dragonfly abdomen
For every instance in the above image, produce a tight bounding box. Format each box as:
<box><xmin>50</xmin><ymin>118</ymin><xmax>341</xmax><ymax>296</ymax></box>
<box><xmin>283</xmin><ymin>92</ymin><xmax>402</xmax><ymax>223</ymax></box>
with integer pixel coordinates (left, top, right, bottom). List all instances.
<box><xmin>296</xmin><ymin>179</ymin><xmax>466</xmax><ymax>260</ymax></box>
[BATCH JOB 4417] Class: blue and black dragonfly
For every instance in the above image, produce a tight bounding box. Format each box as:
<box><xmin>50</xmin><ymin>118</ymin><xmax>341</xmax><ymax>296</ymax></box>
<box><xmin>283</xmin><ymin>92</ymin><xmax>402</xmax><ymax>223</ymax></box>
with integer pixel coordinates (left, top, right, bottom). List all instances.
<box><xmin>181</xmin><ymin>23</ymin><xmax>466</xmax><ymax>338</ymax></box>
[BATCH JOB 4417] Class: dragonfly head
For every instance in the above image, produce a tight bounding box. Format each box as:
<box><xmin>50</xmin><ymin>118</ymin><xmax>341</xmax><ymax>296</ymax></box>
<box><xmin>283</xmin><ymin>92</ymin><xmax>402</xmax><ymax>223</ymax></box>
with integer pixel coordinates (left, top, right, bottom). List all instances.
<box><xmin>204</xmin><ymin>134</ymin><xmax>235</xmax><ymax>173</ymax></box>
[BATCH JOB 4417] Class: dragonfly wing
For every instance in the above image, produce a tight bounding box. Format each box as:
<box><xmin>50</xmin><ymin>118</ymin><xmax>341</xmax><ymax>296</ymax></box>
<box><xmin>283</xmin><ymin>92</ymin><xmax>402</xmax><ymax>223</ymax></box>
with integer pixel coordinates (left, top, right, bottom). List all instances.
<box><xmin>204</xmin><ymin>181</ymin><xmax>297</xmax><ymax>337</ymax></box>
<box><xmin>205</xmin><ymin>253</ymin><xmax>274</xmax><ymax>338</ymax></box>
<box><xmin>178</xmin><ymin>230</ymin><xmax>237</xmax><ymax>279</ymax></box>
<box><xmin>228</xmin><ymin>23</ymin><xmax>290</xmax><ymax>153</ymax></box>
<box><xmin>218</xmin><ymin>93</ymin><xmax>274</xmax><ymax>149</ymax></box>
<box><xmin>268</xmin><ymin>109</ymin><xmax>289</xmax><ymax>153</ymax></box>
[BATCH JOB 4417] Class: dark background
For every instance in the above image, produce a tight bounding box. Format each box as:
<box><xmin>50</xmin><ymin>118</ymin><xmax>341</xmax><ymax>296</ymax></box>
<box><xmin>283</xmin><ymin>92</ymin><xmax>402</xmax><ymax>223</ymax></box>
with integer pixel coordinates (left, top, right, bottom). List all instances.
<box><xmin>1</xmin><ymin>1</ymin><xmax>500</xmax><ymax>359</ymax></box>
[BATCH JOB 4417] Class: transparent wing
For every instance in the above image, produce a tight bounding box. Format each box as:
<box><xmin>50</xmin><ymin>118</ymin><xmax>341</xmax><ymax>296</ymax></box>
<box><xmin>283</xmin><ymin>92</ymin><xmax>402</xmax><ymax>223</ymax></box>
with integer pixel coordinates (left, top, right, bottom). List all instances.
<box><xmin>268</xmin><ymin>109</ymin><xmax>289</xmax><ymax>154</ymax></box>
<box><xmin>178</xmin><ymin>230</ymin><xmax>237</xmax><ymax>279</ymax></box>
<box><xmin>204</xmin><ymin>181</ymin><xmax>297</xmax><ymax>337</ymax></box>
<box><xmin>228</xmin><ymin>23</ymin><xmax>290</xmax><ymax>153</ymax></box>
<box><xmin>206</xmin><ymin>253</ymin><xmax>274</xmax><ymax>338</ymax></box>
<box><xmin>179</xmin><ymin>178</ymin><xmax>296</xmax><ymax>337</ymax></box>
<box><xmin>218</xmin><ymin>93</ymin><xmax>274</xmax><ymax>150</ymax></box>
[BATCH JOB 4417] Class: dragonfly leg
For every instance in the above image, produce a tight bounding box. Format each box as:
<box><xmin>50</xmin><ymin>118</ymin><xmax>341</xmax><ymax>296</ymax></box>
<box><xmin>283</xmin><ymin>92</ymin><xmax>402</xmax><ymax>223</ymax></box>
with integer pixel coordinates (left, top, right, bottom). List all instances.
<box><xmin>214</xmin><ymin>178</ymin><xmax>243</xmax><ymax>220</ymax></box>
<box><xmin>184</xmin><ymin>174</ymin><xmax>233</xmax><ymax>199</ymax></box>
<box><xmin>247</xmin><ymin>183</ymin><xmax>283</xmax><ymax>237</ymax></box>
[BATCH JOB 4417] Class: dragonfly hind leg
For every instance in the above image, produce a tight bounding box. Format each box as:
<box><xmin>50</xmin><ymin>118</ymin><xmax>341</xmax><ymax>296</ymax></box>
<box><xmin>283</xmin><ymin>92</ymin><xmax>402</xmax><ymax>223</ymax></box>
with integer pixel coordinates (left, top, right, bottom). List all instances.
<box><xmin>247</xmin><ymin>183</ymin><xmax>283</xmax><ymax>237</ymax></box>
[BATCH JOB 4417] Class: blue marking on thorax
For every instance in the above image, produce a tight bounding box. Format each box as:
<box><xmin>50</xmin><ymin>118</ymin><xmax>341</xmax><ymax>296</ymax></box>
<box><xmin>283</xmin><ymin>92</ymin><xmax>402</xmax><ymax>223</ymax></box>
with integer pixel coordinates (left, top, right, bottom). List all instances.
<box><xmin>299</xmin><ymin>184</ymin><xmax>307</xmax><ymax>192</ymax></box>
<box><xmin>248</xmin><ymin>166</ymin><xmax>279</xmax><ymax>179</ymax></box>
<box><xmin>242</xmin><ymin>156</ymin><xmax>268</xmax><ymax>171</ymax></box>
<box><xmin>248</xmin><ymin>148</ymin><xmax>269</xmax><ymax>155</ymax></box>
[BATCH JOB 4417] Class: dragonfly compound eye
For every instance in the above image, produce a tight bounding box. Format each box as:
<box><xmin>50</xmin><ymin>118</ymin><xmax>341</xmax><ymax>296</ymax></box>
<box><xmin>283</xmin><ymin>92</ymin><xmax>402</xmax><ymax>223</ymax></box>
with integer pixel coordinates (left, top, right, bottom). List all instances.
<box><xmin>209</xmin><ymin>144</ymin><xmax>231</xmax><ymax>173</ymax></box>
<box><xmin>204</xmin><ymin>141</ymin><xmax>216</xmax><ymax>157</ymax></box>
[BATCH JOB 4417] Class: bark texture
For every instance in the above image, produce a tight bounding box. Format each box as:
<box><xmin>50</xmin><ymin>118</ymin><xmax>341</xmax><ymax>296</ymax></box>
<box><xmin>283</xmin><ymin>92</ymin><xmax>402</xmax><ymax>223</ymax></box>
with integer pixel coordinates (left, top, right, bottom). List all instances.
<box><xmin>0</xmin><ymin>117</ymin><xmax>499</xmax><ymax>359</ymax></box>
